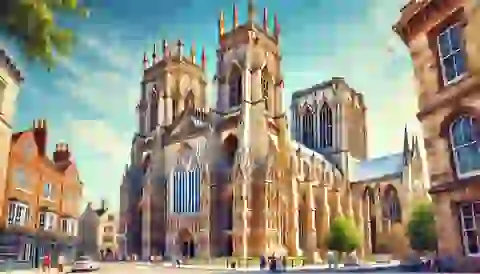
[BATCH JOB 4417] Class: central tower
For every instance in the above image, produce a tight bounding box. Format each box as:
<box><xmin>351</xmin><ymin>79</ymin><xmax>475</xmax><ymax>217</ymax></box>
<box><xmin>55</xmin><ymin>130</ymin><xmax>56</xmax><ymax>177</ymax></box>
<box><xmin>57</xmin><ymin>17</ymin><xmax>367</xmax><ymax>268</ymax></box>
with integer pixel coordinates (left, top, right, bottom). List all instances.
<box><xmin>214</xmin><ymin>0</ymin><xmax>285</xmax><ymax>257</ymax></box>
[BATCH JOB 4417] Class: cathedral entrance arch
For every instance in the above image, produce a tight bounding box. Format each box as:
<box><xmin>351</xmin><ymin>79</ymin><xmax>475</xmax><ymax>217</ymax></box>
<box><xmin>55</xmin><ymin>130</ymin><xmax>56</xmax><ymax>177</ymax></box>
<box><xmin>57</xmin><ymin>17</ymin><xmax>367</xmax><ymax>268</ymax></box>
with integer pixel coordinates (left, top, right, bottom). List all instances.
<box><xmin>177</xmin><ymin>228</ymin><xmax>195</xmax><ymax>258</ymax></box>
<box><xmin>363</xmin><ymin>186</ymin><xmax>377</xmax><ymax>253</ymax></box>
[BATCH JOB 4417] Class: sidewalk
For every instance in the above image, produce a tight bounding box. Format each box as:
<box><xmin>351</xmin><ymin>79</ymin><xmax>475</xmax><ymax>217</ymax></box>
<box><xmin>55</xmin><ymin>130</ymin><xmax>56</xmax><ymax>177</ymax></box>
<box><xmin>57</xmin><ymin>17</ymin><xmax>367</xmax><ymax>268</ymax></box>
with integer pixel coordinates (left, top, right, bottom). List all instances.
<box><xmin>159</xmin><ymin>260</ymin><xmax>401</xmax><ymax>272</ymax></box>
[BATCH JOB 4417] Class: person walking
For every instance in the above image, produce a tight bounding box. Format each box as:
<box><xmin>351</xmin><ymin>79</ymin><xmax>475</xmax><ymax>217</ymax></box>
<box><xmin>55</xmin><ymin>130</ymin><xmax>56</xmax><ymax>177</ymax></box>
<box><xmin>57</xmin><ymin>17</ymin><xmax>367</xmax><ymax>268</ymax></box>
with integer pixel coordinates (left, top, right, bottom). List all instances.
<box><xmin>42</xmin><ymin>253</ymin><xmax>51</xmax><ymax>274</ymax></box>
<box><xmin>58</xmin><ymin>253</ymin><xmax>65</xmax><ymax>273</ymax></box>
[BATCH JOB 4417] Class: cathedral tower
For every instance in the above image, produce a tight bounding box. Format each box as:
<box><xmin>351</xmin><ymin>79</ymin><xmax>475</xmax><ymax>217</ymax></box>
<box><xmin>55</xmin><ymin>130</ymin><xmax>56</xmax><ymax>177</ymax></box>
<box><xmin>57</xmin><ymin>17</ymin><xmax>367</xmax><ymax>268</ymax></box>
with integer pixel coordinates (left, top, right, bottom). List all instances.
<box><xmin>138</xmin><ymin>40</ymin><xmax>208</xmax><ymax>135</ymax></box>
<box><xmin>213</xmin><ymin>0</ymin><xmax>285</xmax><ymax>257</ymax></box>
<box><xmin>291</xmin><ymin>78</ymin><xmax>368</xmax><ymax>172</ymax></box>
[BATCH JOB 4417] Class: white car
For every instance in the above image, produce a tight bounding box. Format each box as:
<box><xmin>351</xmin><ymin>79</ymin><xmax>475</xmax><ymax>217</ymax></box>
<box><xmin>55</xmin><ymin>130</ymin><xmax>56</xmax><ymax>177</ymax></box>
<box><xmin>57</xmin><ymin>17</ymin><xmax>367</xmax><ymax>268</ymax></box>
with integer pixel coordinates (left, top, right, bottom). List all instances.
<box><xmin>71</xmin><ymin>256</ymin><xmax>100</xmax><ymax>272</ymax></box>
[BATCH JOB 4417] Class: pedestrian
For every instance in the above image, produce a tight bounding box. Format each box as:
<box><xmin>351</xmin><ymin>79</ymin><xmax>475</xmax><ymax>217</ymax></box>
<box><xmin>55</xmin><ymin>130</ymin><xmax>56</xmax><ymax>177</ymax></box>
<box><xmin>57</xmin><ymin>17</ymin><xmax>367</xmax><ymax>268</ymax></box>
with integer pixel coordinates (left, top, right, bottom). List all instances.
<box><xmin>260</xmin><ymin>255</ymin><xmax>266</xmax><ymax>269</ymax></box>
<box><xmin>42</xmin><ymin>253</ymin><xmax>51</xmax><ymax>274</ymax></box>
<box><xmin>58</xmin><ymin>253</ymin><xmax>65</xmax><ymax>273</ymax></box>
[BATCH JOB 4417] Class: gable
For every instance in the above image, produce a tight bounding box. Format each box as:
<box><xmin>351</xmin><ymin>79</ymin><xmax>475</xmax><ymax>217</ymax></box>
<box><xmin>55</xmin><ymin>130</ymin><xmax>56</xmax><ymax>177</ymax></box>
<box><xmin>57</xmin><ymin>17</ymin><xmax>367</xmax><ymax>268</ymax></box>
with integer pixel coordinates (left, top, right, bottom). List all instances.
<box><xmin>12</xmin><ymin>131</ymin><xmax>38</xmax><ymax>159</ymax></box>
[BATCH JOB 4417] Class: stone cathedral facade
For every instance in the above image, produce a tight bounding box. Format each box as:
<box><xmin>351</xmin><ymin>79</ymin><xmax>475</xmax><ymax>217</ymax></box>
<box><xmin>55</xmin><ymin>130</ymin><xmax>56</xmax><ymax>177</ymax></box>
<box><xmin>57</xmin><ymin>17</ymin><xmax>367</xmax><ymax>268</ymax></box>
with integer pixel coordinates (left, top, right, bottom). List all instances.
<box><xmin>120</xmin><ymin>0</ymin><xmax>430</xmax><ymax>262</ymax></box>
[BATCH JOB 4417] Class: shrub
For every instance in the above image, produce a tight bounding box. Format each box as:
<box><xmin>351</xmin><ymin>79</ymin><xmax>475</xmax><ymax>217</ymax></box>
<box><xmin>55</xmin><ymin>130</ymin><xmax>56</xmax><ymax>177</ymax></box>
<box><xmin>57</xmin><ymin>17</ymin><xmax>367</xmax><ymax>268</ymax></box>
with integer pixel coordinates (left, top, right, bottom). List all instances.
<box><xmin>406</xmin><ymin>201</ymin><xmax>437</xmax><ymax>253</ymax></box>
<box><xmin>326</xmin><ymin>216</ymin><xmax>361</xmax><ymax>257</ymax></box>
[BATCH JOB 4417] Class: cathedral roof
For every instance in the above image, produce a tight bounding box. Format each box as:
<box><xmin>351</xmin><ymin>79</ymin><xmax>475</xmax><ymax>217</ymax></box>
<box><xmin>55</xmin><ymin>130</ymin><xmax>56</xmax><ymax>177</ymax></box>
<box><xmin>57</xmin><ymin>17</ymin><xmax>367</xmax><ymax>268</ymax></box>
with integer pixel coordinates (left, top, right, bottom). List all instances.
<box><xmin>350</xmin><ymin>152</ymin><xmax>405</xmax><ymax>183</ymax></box>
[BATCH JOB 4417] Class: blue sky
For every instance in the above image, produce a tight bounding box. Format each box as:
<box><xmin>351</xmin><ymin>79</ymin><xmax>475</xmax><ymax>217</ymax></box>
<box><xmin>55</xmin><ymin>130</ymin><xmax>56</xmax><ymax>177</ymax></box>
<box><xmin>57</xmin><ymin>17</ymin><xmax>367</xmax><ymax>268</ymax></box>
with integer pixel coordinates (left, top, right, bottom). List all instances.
<box><xmin>3</xmin><ymin>0</ymin><xmax>422</xmax><ymax>211</ymax></box>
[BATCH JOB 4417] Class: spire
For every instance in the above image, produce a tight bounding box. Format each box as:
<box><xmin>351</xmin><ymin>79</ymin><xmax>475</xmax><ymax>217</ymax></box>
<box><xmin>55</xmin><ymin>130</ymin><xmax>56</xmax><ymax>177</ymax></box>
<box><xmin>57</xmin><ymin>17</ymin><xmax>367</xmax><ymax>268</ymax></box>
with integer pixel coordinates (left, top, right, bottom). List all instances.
<box><xmin>201</xmin><ymin>46</ymin><xmax>206</xmax><ymax>71</ymax></box>
<box><xmin>143</xmin><ymin>52</ymin><xmax>149</xmax><ymax>69</ymax></box>
<box><xmin>219</xmin><ymin>10</ymin><xmax>225</xmax><ymax>37</ymax></box>
<box><xmin>247</xmin><ymin>0</ymin><xmax>256</xmax><ymax>23</ymax></box>
<box><xmin>162</xmin><ymin>39</ymin><xmax>170</xmax><ymax>58</ymax></box>
<box><xmin>190</xmin><ymin>42</ymin><xmax>196</xmax><ymax>64</ymax></box>
<box><xmin>403</xmin><ymin>124</ymin><xmax>410</xmax><ymax>165</ymax></box>
<box><xmin>152</xmin><ymin>43</ymin><xmax>157</xmax><ymax>63</ymax></box>
<box><xmin>233</xmin><ymin>3</ymin><xmax>239</xmax><ymax>28</ymax></box>
<box><xmin>176</xmin><ymin>39</ymin><xmax>184</xmax><ymax>57</ymax></box>
<box><xmin>273</xmin><ymin>13</ymin><xmax>280</xmax><ymax>39</ymax></box>
<box><xmin>263</xmin><ymin>7</ymin><xmax>268</xmax><ymax>31</ymax></box>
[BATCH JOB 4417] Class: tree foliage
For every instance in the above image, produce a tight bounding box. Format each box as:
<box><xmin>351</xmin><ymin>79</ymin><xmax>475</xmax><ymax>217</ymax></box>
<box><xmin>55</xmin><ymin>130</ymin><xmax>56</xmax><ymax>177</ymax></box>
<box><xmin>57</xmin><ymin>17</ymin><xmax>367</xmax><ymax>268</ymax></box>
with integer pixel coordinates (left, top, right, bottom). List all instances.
<box><xmin>406</xmin><ymin>201</ymin><xmax>437</xmax><ymax>252</ymax></box>
<box><xmin>0</xmin><ymin>0</ymin><xmax>90</xmax><ymax>69</ymax></box>
<box><xmin>326</xmin><ymin>216</ymin><xmax>361</xmax><ymax>254</ymax></box>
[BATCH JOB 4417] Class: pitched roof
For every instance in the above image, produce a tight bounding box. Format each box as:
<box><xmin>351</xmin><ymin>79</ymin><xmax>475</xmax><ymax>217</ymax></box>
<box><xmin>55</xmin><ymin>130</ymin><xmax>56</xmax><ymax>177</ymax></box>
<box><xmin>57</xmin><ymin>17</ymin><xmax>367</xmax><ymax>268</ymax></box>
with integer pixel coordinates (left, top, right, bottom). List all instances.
<box><xmin>350</xmin><ymin>153</ymin><xmax>405</xmax><ymax>183</ymax></box>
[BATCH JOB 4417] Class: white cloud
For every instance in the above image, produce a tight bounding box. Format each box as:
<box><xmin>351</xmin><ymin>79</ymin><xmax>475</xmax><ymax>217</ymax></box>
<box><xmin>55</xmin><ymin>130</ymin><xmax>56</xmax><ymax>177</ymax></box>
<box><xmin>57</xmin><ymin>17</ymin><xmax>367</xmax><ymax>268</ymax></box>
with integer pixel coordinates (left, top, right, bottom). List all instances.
<box><xmin>67</xmin><ymin>119</ymin><xmax>130</xmax><ymax>161</ymax></box>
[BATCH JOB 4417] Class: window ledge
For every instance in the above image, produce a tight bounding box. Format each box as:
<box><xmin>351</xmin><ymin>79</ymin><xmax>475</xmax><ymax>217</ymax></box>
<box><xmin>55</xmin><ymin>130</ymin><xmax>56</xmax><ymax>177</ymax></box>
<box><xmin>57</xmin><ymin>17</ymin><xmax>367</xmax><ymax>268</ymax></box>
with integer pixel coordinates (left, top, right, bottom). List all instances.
<box><xmin>457</xmin><ymin>170</ymin><xmax>480</xmax><ymax>180</ymax></box>
<box><xmin>444</xmin><ymin>73</ymin><xmax>468</xmax><ymax>86</ymax></box>
<box><xmin>15</xmin><ymin>187</ymin><xmax>32</xmax><ymax>194</ymax></box>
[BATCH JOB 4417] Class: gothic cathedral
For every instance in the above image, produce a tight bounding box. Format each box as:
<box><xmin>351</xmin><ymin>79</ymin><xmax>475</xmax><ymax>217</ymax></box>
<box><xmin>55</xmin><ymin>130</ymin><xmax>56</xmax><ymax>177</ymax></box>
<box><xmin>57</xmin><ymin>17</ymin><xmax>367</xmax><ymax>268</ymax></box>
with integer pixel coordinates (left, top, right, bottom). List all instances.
<box><xmin>120</xmin><ymin>0</ymin><xmax>429</xmax><ymax>262</ymax></box>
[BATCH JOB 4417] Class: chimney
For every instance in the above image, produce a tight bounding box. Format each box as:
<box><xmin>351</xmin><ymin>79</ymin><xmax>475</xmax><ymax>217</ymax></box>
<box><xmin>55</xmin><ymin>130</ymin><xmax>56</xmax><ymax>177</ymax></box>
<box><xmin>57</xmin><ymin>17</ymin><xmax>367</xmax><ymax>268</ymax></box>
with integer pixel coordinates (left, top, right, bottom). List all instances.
<box><xmin>53</xmin><ymin>142</ymin><xmax>71</xmax><ymax>163</ymax></box>
<box><xmin>32</xmin><ymin>119</ymin><xmax>47</xmax><ymax>156</ymax></box>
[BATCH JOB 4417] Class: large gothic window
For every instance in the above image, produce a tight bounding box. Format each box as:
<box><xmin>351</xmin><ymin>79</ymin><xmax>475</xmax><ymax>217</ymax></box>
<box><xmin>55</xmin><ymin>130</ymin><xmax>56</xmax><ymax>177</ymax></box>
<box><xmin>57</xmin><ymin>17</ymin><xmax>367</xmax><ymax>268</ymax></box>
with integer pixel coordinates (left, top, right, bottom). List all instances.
<box><xmin>229</xmin><ymin>65</ymin><xmax>242</xmax><ymax>108</ymax></box>
<box><xmin>319</xmin><ymin>104</ymin><xmax>333</xmax><ymax>149</ymax></box>
<box><xmin>301</xmin><ymin>105</ymin><xmax>315</xmax><ymax>150</ymax></box>
<box><xmin>261</xmin><ymin>68</ymin><xmax>269</xmax><ymax>111</ymax></box>
<box><xmin>449</xmin><ymin>116</ymin><xmax>480</xmax><ymax>177</ymax></box>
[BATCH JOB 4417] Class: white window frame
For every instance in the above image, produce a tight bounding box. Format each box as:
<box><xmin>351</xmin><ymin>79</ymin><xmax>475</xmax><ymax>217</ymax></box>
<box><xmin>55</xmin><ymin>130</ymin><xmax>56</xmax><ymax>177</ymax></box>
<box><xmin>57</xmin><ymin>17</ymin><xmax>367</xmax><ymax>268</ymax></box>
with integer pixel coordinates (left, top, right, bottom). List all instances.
<box><xmin>460</xmin><ymin>201</ymin><xmax>480</xmax><ymax>256</ymax></box>
<box><xmin>39</xmin><ymin>212</ymin><xmax>57</xmax><ymax>231</ymax></box>
<box><xmin>7</xmin><ymin>202</ymin><xmax>30</xmax><ymax>226</ymax></box>
<box><xmin>449</xmin><ymin>116</ymin><xmax>480</xmax><ymax>179</ymax></box>
<box><xmin>437</xmin><ymin>23</ymin><xmax>467</xmax><ymax>86</ymax></box>
<box><xmin>43</xmin><ymin>183</ymin><xmax>52</xmax><ymax>200</ymax></box>
<box><xmin>61</xmin><ymin>218</ymin><xmax>77</xmax><ymax>236</ymax></box>
<box><xmin>18</xmin><ymin>243</ymin><xmax>33</xmax><ymax>261</ymax></box>
<box><xmin>14</xmin><ymin>168</ymin><xmax>30</xmax><ymax>193</ymax></box>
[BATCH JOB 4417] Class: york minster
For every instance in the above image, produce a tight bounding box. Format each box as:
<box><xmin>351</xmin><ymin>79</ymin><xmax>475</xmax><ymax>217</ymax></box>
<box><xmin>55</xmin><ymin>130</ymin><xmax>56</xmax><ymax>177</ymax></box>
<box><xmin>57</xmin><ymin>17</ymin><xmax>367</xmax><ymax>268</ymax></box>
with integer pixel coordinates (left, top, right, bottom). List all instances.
<box><xmin>119</xmin><ymin>0</ymin><xmax>429</xmax><ymax>262</ymax></box>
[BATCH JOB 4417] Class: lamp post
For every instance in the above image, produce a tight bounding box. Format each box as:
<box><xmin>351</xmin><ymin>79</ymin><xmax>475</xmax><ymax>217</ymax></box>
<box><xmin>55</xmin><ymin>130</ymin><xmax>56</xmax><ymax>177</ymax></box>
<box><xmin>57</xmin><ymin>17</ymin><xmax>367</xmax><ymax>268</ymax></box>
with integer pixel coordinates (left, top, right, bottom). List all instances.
<box><xmin>466</xmin><ymin>4</ymin><xmax>480</xmax><ymax>76</ymax></box>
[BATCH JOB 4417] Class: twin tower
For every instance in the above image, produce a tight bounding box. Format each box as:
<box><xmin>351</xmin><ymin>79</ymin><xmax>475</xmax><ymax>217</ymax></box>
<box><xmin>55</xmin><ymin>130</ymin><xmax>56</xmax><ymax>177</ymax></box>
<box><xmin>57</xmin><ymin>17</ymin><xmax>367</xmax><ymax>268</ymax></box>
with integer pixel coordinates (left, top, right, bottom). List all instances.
<box><xmin>135</xmin><ymin>0</ymin><xmax>284</xmax><ymax>138</ymax></box>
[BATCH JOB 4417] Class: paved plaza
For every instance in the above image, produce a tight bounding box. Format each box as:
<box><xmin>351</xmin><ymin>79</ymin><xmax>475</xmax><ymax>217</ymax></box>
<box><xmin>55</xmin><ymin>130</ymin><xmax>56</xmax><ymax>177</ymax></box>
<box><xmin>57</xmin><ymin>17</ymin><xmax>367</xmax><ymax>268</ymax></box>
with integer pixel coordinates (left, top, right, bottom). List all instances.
<box><xmin>6</xmin><ymin>261</ymin><xmax>407</xmax><ymax>274</ymax></box>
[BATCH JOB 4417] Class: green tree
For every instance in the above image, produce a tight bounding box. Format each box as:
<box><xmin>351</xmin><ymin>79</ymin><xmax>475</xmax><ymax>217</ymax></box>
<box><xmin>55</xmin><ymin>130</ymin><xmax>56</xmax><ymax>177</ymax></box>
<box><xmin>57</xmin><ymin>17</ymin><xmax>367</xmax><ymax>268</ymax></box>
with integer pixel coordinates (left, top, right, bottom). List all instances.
<box><xmin>406</xmin><ymin>201</ymin><xmax>437</xmax><ymax>252</ymax></box>
<box><xmin>326</xmin><ymin>216</ymin><xmax>361</xmax><ymax>257</ymax></box>
<box><xmin>0</xmin><ymin>0</ymin><xmax>90</xmax><ymax>69</ymax></box>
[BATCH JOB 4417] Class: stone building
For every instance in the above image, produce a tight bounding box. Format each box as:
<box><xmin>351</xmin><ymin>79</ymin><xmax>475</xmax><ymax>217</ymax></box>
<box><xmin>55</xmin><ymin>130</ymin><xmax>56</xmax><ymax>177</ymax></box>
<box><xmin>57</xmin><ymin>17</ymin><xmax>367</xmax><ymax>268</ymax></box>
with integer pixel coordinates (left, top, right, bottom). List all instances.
<box><xmin>0</xmin><ymin>49</ymin><xmax>23</xmax><ymax>223</ymax></box>
<box><xmin>77</xmin><ymin>201</ymin><xmax>107</xmax><ymax>260</ymax></box>
<box><xmin>394</xmin><ymin>0</ymin><xmax>480</xmax><ymax>263</ymax></box>
<box><xmin>0</xmin><ymin>120</ymin><xmax>83</xmax><ymax>269</ymax></box>
<box><xmin>98</xmin><ymin>213</ymin><xmax>118</xmax><ymax>259</ymax></box>
<box><xmin>121</xmin><ymin>0</ymin><xmax>429</xmax><ymax>262</ymax></box>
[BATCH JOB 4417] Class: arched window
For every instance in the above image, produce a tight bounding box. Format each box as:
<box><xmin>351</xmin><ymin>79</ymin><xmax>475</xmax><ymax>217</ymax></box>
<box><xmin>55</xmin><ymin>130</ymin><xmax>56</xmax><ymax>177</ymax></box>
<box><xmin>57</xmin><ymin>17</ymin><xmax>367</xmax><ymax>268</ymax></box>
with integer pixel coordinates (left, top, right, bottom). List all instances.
<box><xmin>149</xmin><ymin>85</ymin><xmax>158</xmax><ymax>130</ymax></box>
<box><xmin>319</xmin><ymin>103</ymin><xmax>333</xmax><ymax>149</ymax></box>
<box><xmin>261</xmin><ymin>68</ymin><xmax>269</xmax><ymax>110</ymax></box>
<box><xmin>301</xmin><ymin>104</ymin><xmax>315</xmax><ymax>150</ymax></box>
<box><xmin>450</xmin><ymin>116</ymin><xmax>480</xmax><ymax>177</ymax></box>
<box><xmin>229</xmin><ymin>66</ymin><xmax>242</xmax><ymax>108</ymax></box>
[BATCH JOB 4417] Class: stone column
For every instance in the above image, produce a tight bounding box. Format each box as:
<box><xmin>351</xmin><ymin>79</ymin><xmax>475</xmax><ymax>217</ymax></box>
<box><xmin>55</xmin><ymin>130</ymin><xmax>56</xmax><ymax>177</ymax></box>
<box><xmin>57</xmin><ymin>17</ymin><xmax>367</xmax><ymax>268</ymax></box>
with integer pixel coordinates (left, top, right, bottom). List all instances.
<box><xmin>303</xmin><ymin>181</ymin><xmax>319</xmax><ymax>263</ymax></box>
<box><xmin>353</xmin><ymin>193</ymin><xmax>365</xmax><ymax>258</ymax></box>
<box><xmin>375</xmin><ymin>192</ymin><xmax>383</xmax><ymax>235</ymax></box>
<box><xmin>286</xmin><ymin>177</ymin><xmax>301</xmax><ymax>256</ymax></box>
<box><xmin>316</xmin><ymin>183</ymin><xmax>330</xmax><ymax>259</ymax></box>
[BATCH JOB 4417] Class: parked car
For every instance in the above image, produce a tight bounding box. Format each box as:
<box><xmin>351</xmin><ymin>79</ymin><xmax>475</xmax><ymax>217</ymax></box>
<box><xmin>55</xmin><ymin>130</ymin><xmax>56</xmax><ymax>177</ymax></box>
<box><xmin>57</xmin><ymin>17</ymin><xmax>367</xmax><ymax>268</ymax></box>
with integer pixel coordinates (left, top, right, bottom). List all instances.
<box><xmin>71</xmin><ymin>256</ymin><xmax>100</xmax><ymax>272</ymax></box>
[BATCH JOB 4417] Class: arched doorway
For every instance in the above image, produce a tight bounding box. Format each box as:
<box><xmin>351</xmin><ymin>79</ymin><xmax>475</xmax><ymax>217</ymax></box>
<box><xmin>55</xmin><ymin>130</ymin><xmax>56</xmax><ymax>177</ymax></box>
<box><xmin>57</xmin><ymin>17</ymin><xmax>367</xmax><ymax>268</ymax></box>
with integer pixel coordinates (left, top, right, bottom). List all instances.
<box><xmin>177</xmin><ymin>228</ymin><xmax>195</xmax><ymax>258</ymax></box>
<box><xmin>363</xmin><ymin>186</ymin><xmax>377</xmax><ymax>253</ymax></box>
